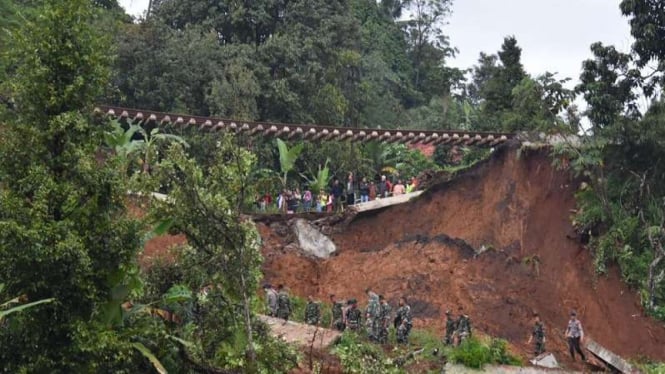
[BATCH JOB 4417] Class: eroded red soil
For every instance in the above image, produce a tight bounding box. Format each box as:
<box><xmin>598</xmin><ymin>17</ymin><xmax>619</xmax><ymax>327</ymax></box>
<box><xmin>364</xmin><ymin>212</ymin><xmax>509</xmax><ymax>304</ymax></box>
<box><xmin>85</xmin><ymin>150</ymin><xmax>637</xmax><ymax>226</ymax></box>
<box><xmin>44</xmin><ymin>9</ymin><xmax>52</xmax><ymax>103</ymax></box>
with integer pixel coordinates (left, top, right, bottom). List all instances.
<box><xmin>259</xmin><ymin>146</ymin><xmax>665</xmax><ymax>364</ymax></box>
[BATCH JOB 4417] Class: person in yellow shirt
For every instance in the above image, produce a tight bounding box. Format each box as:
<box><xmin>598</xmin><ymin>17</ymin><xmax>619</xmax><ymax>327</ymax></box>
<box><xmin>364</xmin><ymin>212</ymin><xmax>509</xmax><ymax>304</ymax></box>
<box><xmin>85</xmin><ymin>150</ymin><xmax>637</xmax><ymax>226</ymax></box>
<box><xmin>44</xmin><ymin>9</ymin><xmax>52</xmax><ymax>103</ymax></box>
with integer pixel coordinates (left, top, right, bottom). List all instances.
<box><xmin>317</xmin><ymin>192</ymin><xmax>327</xmax><ymax>212</ymax></box>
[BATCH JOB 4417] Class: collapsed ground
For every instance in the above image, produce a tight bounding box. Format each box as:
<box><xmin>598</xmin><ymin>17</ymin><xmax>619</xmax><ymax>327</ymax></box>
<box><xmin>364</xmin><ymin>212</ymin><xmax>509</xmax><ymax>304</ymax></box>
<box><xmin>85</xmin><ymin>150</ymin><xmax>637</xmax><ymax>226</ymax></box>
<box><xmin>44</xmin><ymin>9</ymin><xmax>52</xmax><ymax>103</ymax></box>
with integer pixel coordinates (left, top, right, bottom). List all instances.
<box><xmin>257</xmin><ymin>145</ymin><xmax>665</xmax><ymax>366</ymax></box>
<box><xmin>142</xmin><ymin>144</ymin><xmax>665</xmax><ymax>368</ymax></box>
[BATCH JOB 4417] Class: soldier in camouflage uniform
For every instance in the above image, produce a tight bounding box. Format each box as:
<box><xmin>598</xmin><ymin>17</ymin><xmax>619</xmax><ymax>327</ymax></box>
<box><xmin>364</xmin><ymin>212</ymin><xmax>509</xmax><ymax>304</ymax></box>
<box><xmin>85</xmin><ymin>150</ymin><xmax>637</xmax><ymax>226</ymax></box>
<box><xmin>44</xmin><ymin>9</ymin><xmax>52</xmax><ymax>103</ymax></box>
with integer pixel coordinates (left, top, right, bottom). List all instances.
<box><xmin>330</xmin><ymin>294</ymin><xmax>346</xmax><ymax>331</ymax></box>
<box><xmin>444</xmin><ymin>309</ymin><xmax>457</xmax><ymax>345</ymax></box>
<box><xmin>527</xmin><ymin>312</ymin><xmax>546</xmax><ymax>356</ymax></box>
<box><xmin>378</xmin><ymin>295</ymin><xmax>392</xmax><ymax>344</ymax></box>
<box><xmin>394</xmin><ymin>297</ymin><xmax>412</xmax><ymax>344</ymax></box>
<box><xmin>263</xmin><ymin>284</ymin><xmax>278</xmax><ymax>317</ymax></box>
<box><xmin>345</xmin><ymin>299</ymin><xmax>362</xmax><ymax>331</ymax></box>
<box><xmin>365</xmin><ymin>288</ymin><xmax>381</xmax><ymax>341</ymax></box>
<box><xmin>454</xmin><ymin>306</ymin><xmax>471</xmax><ymax>346</ymax></box>
<box><xmin>276</xmin><ymin>284</ymin><xmax>291</xmax><ymax>321</ymax></box>
<box><xmin>305</xmin><ymin>295</ymin><xmax>321</xmax><ymax>325</ymax></box>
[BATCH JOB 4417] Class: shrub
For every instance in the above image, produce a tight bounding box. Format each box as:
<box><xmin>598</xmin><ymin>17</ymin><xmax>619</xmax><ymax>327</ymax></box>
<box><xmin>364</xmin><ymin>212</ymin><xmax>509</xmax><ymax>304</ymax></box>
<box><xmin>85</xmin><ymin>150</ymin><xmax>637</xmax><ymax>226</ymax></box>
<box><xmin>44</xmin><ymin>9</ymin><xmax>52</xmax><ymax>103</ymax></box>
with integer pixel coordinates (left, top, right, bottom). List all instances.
<box><xmin>450</xmin><ymin>337</ymin><xmax>521</xmax><ymax>369</ymax></box>
<box><xmin>333</xmin><ymin>331</ymin><xmax>402</xmax><ymax>374</ymax></box>
<box><xmin>488</xmin><ymin>338</ymin><xmax>522</xmax><ymax>366</ymax></box>
<box><xmin>450</xmin><ymin>337</ymin><xmax>492</xmax><ymax>369</ymax></box>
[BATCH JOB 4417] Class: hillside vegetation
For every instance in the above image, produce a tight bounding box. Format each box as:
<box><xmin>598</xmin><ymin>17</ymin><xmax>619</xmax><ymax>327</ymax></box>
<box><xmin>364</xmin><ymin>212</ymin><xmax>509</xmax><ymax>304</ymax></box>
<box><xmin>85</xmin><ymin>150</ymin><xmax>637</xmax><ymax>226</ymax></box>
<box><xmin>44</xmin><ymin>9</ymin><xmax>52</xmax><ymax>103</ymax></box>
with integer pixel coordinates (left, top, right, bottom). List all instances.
<box><xmin>1</xmin><ymin>0</ymin><xmax>664</xmax><ymax>372</ymax></box>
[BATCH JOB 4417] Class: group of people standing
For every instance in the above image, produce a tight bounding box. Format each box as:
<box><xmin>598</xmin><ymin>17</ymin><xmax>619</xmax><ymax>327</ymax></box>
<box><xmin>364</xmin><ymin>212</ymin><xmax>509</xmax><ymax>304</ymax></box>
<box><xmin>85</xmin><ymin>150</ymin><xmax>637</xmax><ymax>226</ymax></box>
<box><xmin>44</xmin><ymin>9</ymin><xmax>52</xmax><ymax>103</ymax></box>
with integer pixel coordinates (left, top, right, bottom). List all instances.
<box><xmin>328</xmin><ymin>289</ymin><xmax>413</xmax><ymax>344</ymax></box>
<box><xmin>263</xmin><ymin>284</ymin><xmax>292</xmax><ymax>321</ymax></box>
<box><xmin>264</xmin><ymin>285</ymin><xmax>414</xmax><ymax>344</ymax></box>
<box><xmin>256</xmin><ymin>173</ymin><xmax>419</xmax><ymax>214</ymax></box>
<box><xmin>443</xmin><ymin>306</ymin><xmax>473</xmax><ymax>347</ymax></box>
<box><xmin>264</xmin><ymin>284</ymin><xmax>587</xmax><ymax>363</ymax></box>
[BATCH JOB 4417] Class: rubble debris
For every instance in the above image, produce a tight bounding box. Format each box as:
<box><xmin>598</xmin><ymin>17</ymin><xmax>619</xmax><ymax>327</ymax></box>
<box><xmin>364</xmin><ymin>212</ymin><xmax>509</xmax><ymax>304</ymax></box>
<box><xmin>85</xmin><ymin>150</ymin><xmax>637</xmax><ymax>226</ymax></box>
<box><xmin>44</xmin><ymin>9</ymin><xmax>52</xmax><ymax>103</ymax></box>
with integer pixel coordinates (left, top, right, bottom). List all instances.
<box><xmin>529</xmin><ymin>352</ymin><xmax>559</xmax><ymax>369</ymax></box>
<box><xmin>585</xmin><ymin>338</ymin><xmax>640</xmax><ymax>374</ymax></box>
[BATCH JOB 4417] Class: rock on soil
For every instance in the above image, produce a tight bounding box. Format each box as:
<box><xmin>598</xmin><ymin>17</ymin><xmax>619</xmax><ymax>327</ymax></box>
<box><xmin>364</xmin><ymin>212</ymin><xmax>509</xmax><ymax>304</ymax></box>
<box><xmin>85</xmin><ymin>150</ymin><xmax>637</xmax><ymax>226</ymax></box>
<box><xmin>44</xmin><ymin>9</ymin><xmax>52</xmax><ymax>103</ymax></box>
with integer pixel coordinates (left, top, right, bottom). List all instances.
<box><xmin>292</xmin><ymin>218</ymin><xmax>337</xmax><ymax>259</ymax></box>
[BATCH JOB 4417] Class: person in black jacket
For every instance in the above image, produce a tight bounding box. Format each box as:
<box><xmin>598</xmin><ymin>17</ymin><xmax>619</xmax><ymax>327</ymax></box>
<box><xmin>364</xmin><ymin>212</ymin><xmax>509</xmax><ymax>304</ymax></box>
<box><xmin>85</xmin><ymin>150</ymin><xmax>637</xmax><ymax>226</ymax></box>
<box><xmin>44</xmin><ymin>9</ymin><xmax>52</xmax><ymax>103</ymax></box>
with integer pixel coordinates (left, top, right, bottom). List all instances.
<box><xmin>359</xmin><ymin>177</ymin><xmax>370</xmax><ymax>203</ymax></box>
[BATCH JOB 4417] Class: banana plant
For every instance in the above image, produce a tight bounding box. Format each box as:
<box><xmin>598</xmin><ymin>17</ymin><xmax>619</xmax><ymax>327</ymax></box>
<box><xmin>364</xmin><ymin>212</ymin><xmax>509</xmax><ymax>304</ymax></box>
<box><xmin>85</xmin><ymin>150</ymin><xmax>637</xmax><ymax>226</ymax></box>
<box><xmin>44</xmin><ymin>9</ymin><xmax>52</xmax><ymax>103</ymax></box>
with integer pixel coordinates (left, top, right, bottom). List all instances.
<box><xmin>276</xmin><ymin>138</ymin><xmax>303</xmax><ymax>189</ymax></box>
<box><xmin>103</xmin><ymin>120</ymin><xmax>144</xmax><ymax>158</ymax></box>
<box><xmin>104</xmin><ymin>120</ymin><xmax>189</xmax><ymax>174</ymax></box>
<box><xmin>300</xmin><ymin>158</ymin><xmax>331</xmax><ymax>194</ymax></box>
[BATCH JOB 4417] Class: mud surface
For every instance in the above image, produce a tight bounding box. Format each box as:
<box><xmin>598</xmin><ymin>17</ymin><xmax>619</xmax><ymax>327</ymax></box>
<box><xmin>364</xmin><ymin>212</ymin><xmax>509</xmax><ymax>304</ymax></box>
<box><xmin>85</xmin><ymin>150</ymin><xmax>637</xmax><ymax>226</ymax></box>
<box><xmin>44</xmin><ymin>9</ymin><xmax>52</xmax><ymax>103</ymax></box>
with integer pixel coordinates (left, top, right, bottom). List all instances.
<box><xmin>259</xmin><ymin>146</ymin><xmax>665</xmax><ymax>364</ymax></box>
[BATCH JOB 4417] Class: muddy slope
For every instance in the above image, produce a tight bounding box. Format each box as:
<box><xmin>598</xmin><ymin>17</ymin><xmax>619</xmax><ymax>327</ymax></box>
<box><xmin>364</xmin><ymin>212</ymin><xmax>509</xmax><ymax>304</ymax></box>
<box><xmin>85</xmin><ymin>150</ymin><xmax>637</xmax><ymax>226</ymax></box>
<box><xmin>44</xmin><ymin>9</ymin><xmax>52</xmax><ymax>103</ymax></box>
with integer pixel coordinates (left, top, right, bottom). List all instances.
<box><xmin>260</xmin><ymin>146</ymin><xmax>665</xmax><ymax>362</ymax></box>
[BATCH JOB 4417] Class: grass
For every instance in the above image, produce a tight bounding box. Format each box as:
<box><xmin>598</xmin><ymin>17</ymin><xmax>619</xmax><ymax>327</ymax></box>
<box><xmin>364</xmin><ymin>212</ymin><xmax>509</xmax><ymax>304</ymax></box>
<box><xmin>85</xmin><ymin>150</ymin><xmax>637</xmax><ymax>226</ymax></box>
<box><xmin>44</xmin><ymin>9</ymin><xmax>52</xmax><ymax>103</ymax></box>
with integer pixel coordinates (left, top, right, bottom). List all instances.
<box><xmin>325</xmin><ymin>326</ymin><xmax>522</xmax><ymax>373</ymax></box>
<box><xmin>632</xmin><ymin>359</ymin><xmax>665</xmax><ymax>374</ymax></box>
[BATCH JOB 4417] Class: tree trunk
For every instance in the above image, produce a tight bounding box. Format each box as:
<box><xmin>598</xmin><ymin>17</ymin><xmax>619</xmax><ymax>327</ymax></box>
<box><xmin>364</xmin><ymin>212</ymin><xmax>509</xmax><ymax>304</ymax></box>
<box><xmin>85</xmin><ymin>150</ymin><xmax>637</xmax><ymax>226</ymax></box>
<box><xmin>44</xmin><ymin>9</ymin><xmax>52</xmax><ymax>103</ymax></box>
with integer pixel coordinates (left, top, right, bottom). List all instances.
<box><xmin>239</xmin><ymin>272</ymin><xmax>258</xmax><ymax>370</ymax></box>
<box><xmin>646</xmin><ymin>228</ymin><xmax>665</xmax><ymax>310</ymax></box>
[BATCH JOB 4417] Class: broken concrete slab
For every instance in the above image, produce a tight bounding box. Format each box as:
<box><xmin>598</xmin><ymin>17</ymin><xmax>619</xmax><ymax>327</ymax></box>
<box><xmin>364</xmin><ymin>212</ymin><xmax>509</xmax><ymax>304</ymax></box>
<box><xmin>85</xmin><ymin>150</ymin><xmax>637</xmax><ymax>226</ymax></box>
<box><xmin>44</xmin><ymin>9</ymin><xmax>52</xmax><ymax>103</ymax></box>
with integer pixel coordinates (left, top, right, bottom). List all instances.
<box><xmin>292</xmin><ymin>218</ymin><xmax>336</xmax><ymax>258</ymax></box>
<box><xmin>529</xmin><ymin>352</ymin><xmax>559</xmax><ymax>369</ymax></box>
<box><xmin>585</xmin><ymin>338</ymin><xmax>640</xmax><ymax>374</ymax></box>
<box><xmin>351</xmin><ymin>191</ymin><xmax>423</xmax><ymax>213</ymax></box>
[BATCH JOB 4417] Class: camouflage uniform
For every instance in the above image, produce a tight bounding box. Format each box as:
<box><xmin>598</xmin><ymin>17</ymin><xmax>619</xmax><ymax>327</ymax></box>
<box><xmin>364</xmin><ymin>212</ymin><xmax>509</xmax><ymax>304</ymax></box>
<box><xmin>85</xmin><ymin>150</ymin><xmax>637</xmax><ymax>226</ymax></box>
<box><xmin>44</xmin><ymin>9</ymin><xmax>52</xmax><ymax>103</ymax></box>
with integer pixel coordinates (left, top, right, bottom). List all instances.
<box><xmin>378</xmin><ymin>301</ymin><xmax>392</xmax><ymax>344</ymax></box>
<box><xmin>276</xmin><ymin>290</ymin><xmax>291</xmax><ymax>321</ymax></box>
<box><xmin>444</xmin><ymin>312</ymin><xmax>457</xmax><ymax>345</ymax></box>
<box><xmin>394</xmin><ymin>304</ymin><xmax>412</xmax><ymax>344</ymax></box>
<box><xmin>331</xmin><ymin>301</ymin><xmax>346</xmax><ymax>331</ymax></box>
<box><xmin>365</xmin><ymin>292</ymin><xmax>381</xmax><ymax>341</ymax></box>
<box><xmin>305</xmin><ymin>301</ymin><xmax>321</xmax><ymax>325</ymax></box>
<box><xmin>345</xmin><ymin>302</ymin><xmax>362</xmax><ymax>331</ymax></box>
<box><xmin>455</xmin><ymin>314</ymin><xmax>471</xmax><ymax>345</ymax></box>
<box><xmin>532</xmin><ymin>321</ymin><xmax>545</xmax><ymax>355</ymax></box>
<box><xmin>265</xmin><ymin>288</ymin><xmax>278</xmax><ymax>316</ymax></box>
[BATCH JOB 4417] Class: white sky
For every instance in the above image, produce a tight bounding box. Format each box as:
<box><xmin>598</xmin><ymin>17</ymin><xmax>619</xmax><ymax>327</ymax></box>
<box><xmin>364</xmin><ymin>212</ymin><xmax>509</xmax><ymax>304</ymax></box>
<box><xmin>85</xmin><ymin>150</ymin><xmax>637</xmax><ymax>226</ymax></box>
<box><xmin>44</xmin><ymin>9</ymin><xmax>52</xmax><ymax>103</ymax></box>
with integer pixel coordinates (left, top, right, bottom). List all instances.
<box><xmin>118</xmin><ymin>0</ymin><xmax>633</xmax><ymax>85</ymax></box>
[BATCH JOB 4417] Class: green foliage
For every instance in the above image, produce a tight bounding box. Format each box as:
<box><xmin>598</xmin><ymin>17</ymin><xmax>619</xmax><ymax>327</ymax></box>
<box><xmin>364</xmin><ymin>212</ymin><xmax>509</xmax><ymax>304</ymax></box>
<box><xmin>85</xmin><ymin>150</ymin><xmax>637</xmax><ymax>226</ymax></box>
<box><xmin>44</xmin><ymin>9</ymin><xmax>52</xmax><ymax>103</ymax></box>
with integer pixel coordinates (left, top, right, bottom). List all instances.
<box><xmin>131</xmin><ymin>342</ymin><xmax>167</xmax><ymax>374</ymax></box>
<box><xmin>619</xmin><ymin>0</ymin><xmax>665</xmax><ymax>75</ymax></box>
<box><xmin>0</xmin><ymin>295</ymin><xmax>55</xmax><ymax>321</ymax></box>
<box><xmin>277</xmin><ymin>138</ymin><xmax>304</xmax><ymax>188</ymax></box>
<box><xmin>147</xmin><ymin>135</ymin><xmax>299</xmax><ymax>371</ymax></box>
<box><xmin>449</xmin><ymin>338</ymin><xmax>491</xmax><ymax>369</ymax></box>
<box><xmin>487</xmin><ymin>338</ymin><xmax>522</xmax><ymax>366</ymax></box>
<box><xmin>577</xmin><ymin>42</ymin><xmax>641</xmax><ymax>129</ymax></box>
<box><xmin>300</xmin><ymin>159</ymin><xmax>331</xmax><ymax>194</ymax></box>
<box><xmin>467</xmin><ymin>37</ymin><xmax>575</xmax><ymax>132</ymax></box>
<box><xmin>634</xmin><ymin>360</ymin><xmax>665</xmax><ymax>374</ymax></box>
<box><xmin>333</xmin><ymin>331</ymin><xmax>402</xmax><ymax>374</ymax></box>
<box><xmin>449</xmin><ymin>337</ymin><xmax>521</xmax><ymax>369</ymax></box>
<box><xmin>0</xmin><ymin>0</ymin><xmax>151</xmax><ymax>370</ymax></box>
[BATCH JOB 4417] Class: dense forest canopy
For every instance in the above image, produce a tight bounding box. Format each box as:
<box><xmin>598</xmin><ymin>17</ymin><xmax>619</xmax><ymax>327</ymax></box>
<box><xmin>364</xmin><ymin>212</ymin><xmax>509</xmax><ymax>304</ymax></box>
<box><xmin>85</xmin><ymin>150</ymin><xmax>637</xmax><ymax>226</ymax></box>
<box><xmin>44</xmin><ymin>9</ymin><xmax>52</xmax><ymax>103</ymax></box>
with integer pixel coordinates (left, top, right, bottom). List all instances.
<box><xmin>1</xmin><ymin>0</ymin><xmax>665</xmax><ymax>372</ymax></box>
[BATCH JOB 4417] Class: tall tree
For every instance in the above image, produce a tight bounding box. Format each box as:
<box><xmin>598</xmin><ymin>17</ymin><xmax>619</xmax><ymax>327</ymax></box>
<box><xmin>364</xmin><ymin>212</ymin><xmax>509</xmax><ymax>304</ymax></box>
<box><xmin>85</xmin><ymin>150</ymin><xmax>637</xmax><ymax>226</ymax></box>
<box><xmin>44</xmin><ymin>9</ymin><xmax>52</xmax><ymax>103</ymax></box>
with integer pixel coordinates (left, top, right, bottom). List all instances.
<box><xmin>0</xmin><ymin>0</ymin><xmax>148</xmax><ymax>370</ymax></box>
<box><xmin>403</xmin><ymin>0</ymin><xmax>459</xmax><ymax>102</ymax></box>
<box><xmin>620</xmin><ymin>0</ymin><xmax>665</xmax><ymax>67</ymax></box>
<box><xmin>576</xmin><ymin>42</ymin><xmax>641</xmax><ymax>132</ymax></box>
<box><xmin>481</xmin><ymin>36</ymin><xmax>527</xmax><ymax>117</ymax></box>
